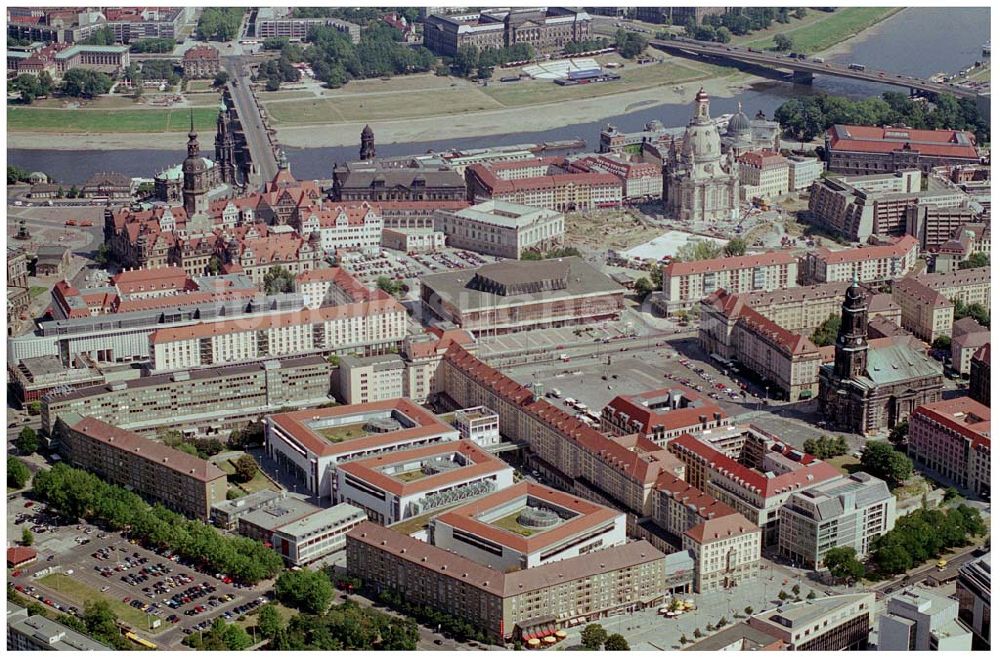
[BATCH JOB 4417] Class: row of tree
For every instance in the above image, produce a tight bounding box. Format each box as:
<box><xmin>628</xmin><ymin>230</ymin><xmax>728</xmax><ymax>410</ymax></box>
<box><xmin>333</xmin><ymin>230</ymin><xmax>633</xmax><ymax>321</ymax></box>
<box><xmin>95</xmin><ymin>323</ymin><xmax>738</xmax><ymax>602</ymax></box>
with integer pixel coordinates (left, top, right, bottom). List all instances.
<box><xmin>274</xmin><ymin>568</ymin><xmax>334</xmax><ymax>614</ymax></box>
<box><xmin>450</xmin><ymin>43</ymin><xmax>535</xmax><ymax>79</ymax></box>
<box><xmin>129</xmin><ymin>37</ymin><xmax>176</xmax><ymax>53</ymax></box>
<box><xmin>953</xmin><ymin>297</ymin><xmax>990</xmax><ymax>328</ymax></box>
<box><xmin>684</xmin><ymin>7</ymin><xmax>807</xmax><ymax>43</ymax></box>
<box><xmin>32</xmin><ymin>462</ymin><xmax>284</xmax><ymax>583</ymax></box>
<box><xmin>520</xmin><ymin>246</ymin><xmax>583</xmax><ymax>261</ymax></box>
<box><xmin>775</xmin><ymin>91</ymin><xmax>989</xmax><ymax>144</ymax></box>
<box><xmin>271</xmin><ymin>599</ymin><xmax>420</xmax><ymax>650</ymax></box>
<box><xmin>671</xmin><ymin>237</ymin><xmax>747</xmax><ymax>262</ymax></box>
<box><xmin>184</xmin><ymin>617</ymin><xmax>254</xmax><ymax>650</ymax></box>
<box><xmin>802</xmin><ymin>435</ymin><xmax>849</xmax><ymax>459</ymax></box>
<box><xmin>580</xmin><ymin>624</ymin><xmax>630</xmax><ymax>650</ymax></box>
<box><xmin>376</xmin><ymin>588</ymin><xmax>495</xmax><ymax>645</ymax></box>
<box><xmin>810</xmin><ymin>313</ymin><xmax>841</xmax><ymax>347</ymax></box>
<box><xmin>302</xmin><ymin>23</ymin><xmax>436</xmax><ymax>88</ymax></box>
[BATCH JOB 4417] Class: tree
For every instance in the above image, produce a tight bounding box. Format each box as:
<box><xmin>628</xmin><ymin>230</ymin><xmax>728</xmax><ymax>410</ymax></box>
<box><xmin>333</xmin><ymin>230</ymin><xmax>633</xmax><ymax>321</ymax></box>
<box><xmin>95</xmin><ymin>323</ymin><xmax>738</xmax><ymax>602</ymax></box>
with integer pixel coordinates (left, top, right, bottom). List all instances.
<box><xmin>21</xmin><ymin>527</ymin><xmax>34</xmax><ymax>546</ymax></box>
<box><xmin>604</xmin><ymin>633</ymin><xmax>629</xmax><ymax>650</ymax></box>
<box><xmin>931</xmin><ymin>336</ymin><xmax>952</xmax><ymax>351</ymax></box>
<box><xmin>233</xmin><ymin>454</ymin><xmax>258</xmax><ymax>484</ymax></box>
<box><xmin>675</xmin><ymin>239</ymin><xmax>723</xmax><ymax>262</ymax></box>
<box><xmin>67</xmin><ymin>185</ymin><xmax>80</xmax><ymax>199</ymax></box>
<box><xmin>8</xmin><ymin>164</ymin><xmax>31</xmax><ymax>184</ymax></box>
<box><xmin>12</xmin><ymin>74</ymin><xmax>42</xmax><ymax>104</ymax></box>
<box><xmin>860</xmin><ymin>442</ymin><xmax>913</xmax><ymax>488</ymax></box>
<box><xmin>888</xmin><ymin>420</ymin><xmax>909</xmax><ymax>446</ymax></box>
<box><xmin>791</xmin><ymin>584</ymin><xmax>801</xmax><ymax>596</ymax></box>
<box><xmin>803</xmin><ymin>435</ymin><xmax>848</xmax><ymax>459</ymax></box>
<box><xmin>274</xmin><ymin>569</ymin><xmax>334</xmax><ymax>614</ymax></box>
<box><xmin>693</xmin><ymin>628</ymin><xmax>703</xmax><ymax>638</ymax></box>
<box><xmin>376</xmin><ymin>276</ymin><xmax>403</xmax><ymax>297</ymax></box>
<box><xmin>8</xmin><ymin>457</ymin><xmax>30</xmax><ymax>489</ymax></box>
<box><xmin>213</xmin><ymin>70</ymin><xmax>230</xmax><ymax>87</ymax></box>
<box><xmin>959</xmin><ymin>252</ymin><xmax>989</xmax><ymax>270</ymax></box>
<box><xmin>257</xmin><ymin>603</ymin><xmax>284</xmax><ymax>639</ymax></box>
<box><xmin>778</xmin><ymin>590</ymin><xmax>788</xmax><ymax>600</ymax></box>
<box><xmin>15</xmin><ymin>426</ymin><xmax>39</xmax><ymax>455</ymax></box>
<box><xmin>773</xmin><ymin>33</ymin><xmax>794</xmax><ymax>52</ymax></box>
<box><xmin>806</xmin><ymin>590</ymin><xmax>817</xmax><ymax>599</ymax></box>
<box><xmin>207</xmin><ymin>255</ymin><xmax>223</xmax><ymax>275</ymax></box>
<box><xmin>810</xmin><ymin>313</ymin><xmax>841</xmax><ymax>347</ymax></box>
<box><xmin>263</xmin><ymin>266</ymin><xmax>295</xmax><ymax>294</ymax></box>
<box><xmin>648</xmin><ymin>262</ymin><xmax>663</xmax><ymax>290</ymax></box>
<box><xmin>61</xmin><ymin>68</ymin><xmax>113</xmax><ymax>98</ymax></box>
<box><xmin>634</xmin><ymin>277</ymin><xmax>654</xmax><ymax>297</ymax></box>
<box><xmin>724</xmin><ymin>238</ymin><xmax>747</xmax><ymax>257</ymax></box>
<box><xmin>26</xmin><ymin>401</ymin><xmax>42</xmax><ymax>416</ymax></box>
<box><xmin>744</xmin><ymin>606</ymin><xmax>753</xmax><ymax>615</ymax></box>
<box><xmin>580</xmin><ymin>624</ymin><xmax>608</xmax><ymax>650</ymax></box>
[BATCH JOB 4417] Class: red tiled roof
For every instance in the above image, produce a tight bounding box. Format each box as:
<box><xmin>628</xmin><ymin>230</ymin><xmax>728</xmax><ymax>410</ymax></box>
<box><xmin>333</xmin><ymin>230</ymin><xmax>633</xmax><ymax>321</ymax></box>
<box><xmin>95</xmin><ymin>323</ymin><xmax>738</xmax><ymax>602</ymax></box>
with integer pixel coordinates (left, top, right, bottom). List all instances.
<box><xmin>604</xmin><ymin>387</ymin><xmax>727</xmax><ymax>435</ymax></box>
<box><xmin>433</xmin><ymin>481</ymin><xmax>622</xmax><ymax>554</ymax></box>
<box><xmin>112</xmin><ymin>266</ymin><xmax>190</xmax><ymax>295</ymax></box>
<box><xmin>828</xmin><ymin>125</ymin><xmax>979</xmax><ymax>159</ymax></box>
<box><xmin>736</xmin><ymin>149</ymin><xmax>787</xmax><ymax>168</ymax></box>
<box><xmin>911</xmin><ymin>397</ymin><xmax>990</xmax><ymax>450</ymax></box>
<box><xmin>655</xmin><ymin>472</ymin><xmax>738</xmax><ymax>521</ymax></box>
<box><xmin>183</xmin><ymin>45</ymin><xmax>219</xmax><ymax>60</ymax></box>
<box><xmin>336</xmin><ymin>440</ymin><xmax>508</xmax><ymax>498</ymax></box>
<box><xmin>7</xmin><ymin>546</ymin><xmax>37</xmax><ymax>567</ymax></box>
<box><xmin>467</xmin><ymin>163</ymin><xmax>621</xmax><ymax>195</ymax></box>
<box><xmin>670</xmin><ymin>433</ymin><xmax>841</xmax><ymax>498</ymax></box>
<box><xmin>972</xmin><ymin>343</ymin><xmax>990</xmax><ymax>366</ymax></box>
<box><xmin>268</xmin><ymin>399</ymin><xmax>453</xmax><ymax>458</ymax></box>
<box><xmin>685</xmin><ymin>512</ymin><xmax>760</xmax><ymax>544</ymax></box>
<box><xmin>814</xmin><ymin>235</ymin><xmax>918</xmax><ymax>265</ymax></box>
<box><xmin>664</xmin><ymin>250</ymin><xmax>796</xmax><ymax>277</ymax></box>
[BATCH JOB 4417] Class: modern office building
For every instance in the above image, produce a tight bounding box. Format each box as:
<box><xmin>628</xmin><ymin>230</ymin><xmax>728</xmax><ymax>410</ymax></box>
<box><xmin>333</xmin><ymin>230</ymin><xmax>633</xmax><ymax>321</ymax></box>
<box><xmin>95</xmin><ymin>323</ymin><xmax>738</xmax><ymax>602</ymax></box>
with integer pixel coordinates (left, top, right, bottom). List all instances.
<box><xmin>430</xmin><ymin>482</ymin><xmax>627</xmax><ymax>572</ymax></box>
<box><xmin>748</xmin><ymin>593</ymin><xmax>875</xmax><ymax>650</ymax></box>
<box><xmin>56</xmin><ymin>415</ymin><xmax>228</xmax><ymax>521</ymax></box>
<box><xmin>265</xmin><ymin>399</ymin><xmax>460</xmax><ymax>499</ymax></box>
<box><xmin>908</xmin><ymin>397</ymin><xmax>990</xmax><ymax>498</ymax></box>
<box><xmin>254</xmin><ymin>8</ymin><xmax>360</xmax><ymax>42</ymax></box>
<box><xmin>336</xmin><ymin>440</ymin><xmax>514</xmax><ymax>525</ymax></box>
<box><xmin>420</xmin><ymin>257</ymin><xmax>624</xmax><ymax>335</ymax></box>
<box><xmin>956</xmin><ymin>552</ymin><xmax>991</xmax><ymax>649</ymax></box>
<box><xmin>7</xmin><ymin>603</ymin><xmax>109</xmax><ymax>651</ymax></box>
<box><xmin>878</xmin><ymin>586</ymin><xmax>973</xmax><ymax>651</ymax></box>
<box><xmin>452</xmin><ymin>406</ymin><xmax>501</xmax><ymax>448</ymax></box>
<box><xmin>270</xmin><ymin>503</ymin><xmax>368</xmax><ymax>566</ymax></box>
<box><xmin>778</xmin><ymin>472</ymin><xmax>896</xmax><ymax>568</ymax></box>
<box><xmin>41</xmin><ymin>355</ymin><xmax>331</xmax><ymax>436</ymax></box>
<box><xmin>337</xmin><ymin>354</ymin><xmax>406</xmax><ymax>405</ymax></box>
<box><xmin>433</xmin><ymin>200</ymin><xmax>565</xmax><ymax>259</ymax></box>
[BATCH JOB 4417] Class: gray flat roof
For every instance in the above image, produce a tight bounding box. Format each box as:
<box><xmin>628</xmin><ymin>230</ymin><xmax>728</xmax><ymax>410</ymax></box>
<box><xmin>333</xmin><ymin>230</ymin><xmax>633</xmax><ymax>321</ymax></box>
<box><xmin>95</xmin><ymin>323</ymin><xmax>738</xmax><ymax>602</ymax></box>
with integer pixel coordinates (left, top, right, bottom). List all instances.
<box><xmin>240</xmin><ymin>497</ymin><xmax>319</xmax><ymax>532</ymax></box>
<box><xmin>273</xmin><ymin>503</ymin><xmax>366</xmax><ymax>539</ymax></box>
<box><xmin>421</xmin><ymin>256</ymin><xmax>623</xmax><ymax>312</ymax></box>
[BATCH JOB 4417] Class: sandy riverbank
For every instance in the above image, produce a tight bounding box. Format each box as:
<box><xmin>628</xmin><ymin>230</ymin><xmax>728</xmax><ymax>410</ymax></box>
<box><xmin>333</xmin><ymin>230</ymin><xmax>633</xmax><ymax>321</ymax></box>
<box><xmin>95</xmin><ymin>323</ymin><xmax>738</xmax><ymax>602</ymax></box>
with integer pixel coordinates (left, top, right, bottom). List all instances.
<box><xmin>8</xmin><ymin>9</ymin><xmax>908</xmax><ymax>152</ymax></box>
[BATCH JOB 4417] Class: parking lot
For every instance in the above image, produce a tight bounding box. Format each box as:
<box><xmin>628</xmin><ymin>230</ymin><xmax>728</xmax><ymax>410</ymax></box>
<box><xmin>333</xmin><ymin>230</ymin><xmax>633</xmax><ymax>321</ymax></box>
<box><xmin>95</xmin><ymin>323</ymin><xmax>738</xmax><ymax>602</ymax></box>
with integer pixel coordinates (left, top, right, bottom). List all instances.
<box><xmin>8</xmin><ymin>495</ymin><xmax>268</xmax><ymax>648</ymax></box>
<box><xmin>339</xmin><ymin>246</ymin><xmax>496</xmax><ymax>294</ymax></box>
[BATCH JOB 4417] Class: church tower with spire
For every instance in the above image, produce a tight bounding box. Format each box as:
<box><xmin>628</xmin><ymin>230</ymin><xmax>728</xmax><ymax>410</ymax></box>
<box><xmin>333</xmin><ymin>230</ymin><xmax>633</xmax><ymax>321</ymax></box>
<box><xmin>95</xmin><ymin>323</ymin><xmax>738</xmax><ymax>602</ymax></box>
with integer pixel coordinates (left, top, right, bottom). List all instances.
<box><xmin>214</xmin><ymin>102</ymin><xmax>236</xmax><ymax>185</ymax></box>
<box><xmin>833</xmin><ymin>280</ymin><xmax>869</xmax><ymax>380</ymax></box>
<box><xmin>360</xmin><ymin>124</ymin><xmax>375</xmax><ymax>161</ymax></box>
<box><xmin>182</xmin><ymin>111</ymin><xmax>209</xmax><ymax>216</ymax></box>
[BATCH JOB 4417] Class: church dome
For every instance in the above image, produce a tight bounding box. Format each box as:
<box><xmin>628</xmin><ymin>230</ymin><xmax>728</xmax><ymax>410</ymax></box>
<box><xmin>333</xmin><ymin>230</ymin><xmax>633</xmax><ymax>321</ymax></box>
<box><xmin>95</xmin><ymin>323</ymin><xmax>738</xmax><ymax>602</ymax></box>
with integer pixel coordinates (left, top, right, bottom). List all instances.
<box><xmin>682</xmin><ymin>123</ymin><xmax>722</xmax><ymax>163</ymax></box>
<box><xmin>727</xmin><ymin>106</ymin><xmax>752</xmax><ymax>136</ymax></box>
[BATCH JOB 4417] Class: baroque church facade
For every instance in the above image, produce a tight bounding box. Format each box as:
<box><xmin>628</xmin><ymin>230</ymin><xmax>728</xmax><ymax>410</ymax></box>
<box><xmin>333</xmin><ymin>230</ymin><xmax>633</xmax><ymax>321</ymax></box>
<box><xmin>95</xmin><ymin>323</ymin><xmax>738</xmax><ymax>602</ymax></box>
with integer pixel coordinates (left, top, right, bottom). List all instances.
<box><xmin>819</xmin><ymin>282</ymin><xmax>944</xmax><ymax>435</ymax></box>
<box><xmin>663</xmin><ymin>89</ymin><xmax>740</xmax><ymax>223</ymax></box>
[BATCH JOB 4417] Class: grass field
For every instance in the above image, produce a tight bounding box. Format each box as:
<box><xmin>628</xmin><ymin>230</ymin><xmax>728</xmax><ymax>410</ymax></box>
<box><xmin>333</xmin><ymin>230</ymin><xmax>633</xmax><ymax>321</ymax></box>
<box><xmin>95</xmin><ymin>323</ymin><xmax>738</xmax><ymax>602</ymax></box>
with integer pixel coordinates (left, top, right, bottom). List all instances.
<box><xmin>186</xmin><ymin>80</ymin><xmax>217</xmax><ymax>93</ymax></box>
<box><xmin>318</xmin><ymin>422</ymin><xmax>371</xmax><ymax>443</ymax></box>
<box><xmin>237</xmin><ymin>470</ymin><xmax>281</xmax><ymax>495</ymax></box>
<box><xmin>826</xmin><ymin>455</ymin><xmax>862</xmax><ymax>476</ymax></box>
<box><xmin>265</xmin><ymin>87</ymin><xmax>505</xmax><ymax>125</ymax></box>
<box><xmin>745</xmin><ymin>7</ymin><xmax>903</xmax><ymax>53</ymax></box>
<box><xmin>8</xmin><ymin>106</ymin><xmax>218</xmax><ymax>133</ymax></box>
<box><xmin>39</xmin><ymin>574</ymin><xmax>168</xmax><ymax>634</ymax></box>
<box><xmin>491</xmin><ymin>510</ymin><xmax>540</xmax><ymax>537</ymax></box>
<box><xmin>394</xmin><ymin>469</ymin><xmax>428</xmax><ymax>483</ymax></box>
<box><xmin>29</xmin><ymin>286</ymin><xmax>48</xmax><ymax>298</ymax></box>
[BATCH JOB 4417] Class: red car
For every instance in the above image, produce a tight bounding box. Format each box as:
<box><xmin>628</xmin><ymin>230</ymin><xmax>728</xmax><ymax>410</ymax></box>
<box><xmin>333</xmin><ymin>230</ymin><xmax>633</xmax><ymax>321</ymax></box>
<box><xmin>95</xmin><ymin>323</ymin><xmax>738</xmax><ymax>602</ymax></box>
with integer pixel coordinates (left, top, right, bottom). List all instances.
<box><xmin>24</xmin><ymin>502</ymin><xmax>34</xmax><ymax>508</ymax></box>
<box><xmin>11</xmin><ymin>570</ymin><xmax>21</xmax><ymax>577</ymax></box>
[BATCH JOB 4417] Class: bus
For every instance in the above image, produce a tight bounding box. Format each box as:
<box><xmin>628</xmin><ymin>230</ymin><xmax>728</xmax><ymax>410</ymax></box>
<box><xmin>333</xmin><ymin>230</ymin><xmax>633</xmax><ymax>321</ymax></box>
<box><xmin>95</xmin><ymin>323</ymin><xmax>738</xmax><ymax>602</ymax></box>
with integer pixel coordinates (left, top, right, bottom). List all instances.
<box><xmin>848</xmin><ymin>63</ymin><xmax>866</xmax><ymax>71</ymax></box>
<box><xmin>126</xmin><ymin>633</ymin><xmax>157</xmax><ymax>649</ymax></box>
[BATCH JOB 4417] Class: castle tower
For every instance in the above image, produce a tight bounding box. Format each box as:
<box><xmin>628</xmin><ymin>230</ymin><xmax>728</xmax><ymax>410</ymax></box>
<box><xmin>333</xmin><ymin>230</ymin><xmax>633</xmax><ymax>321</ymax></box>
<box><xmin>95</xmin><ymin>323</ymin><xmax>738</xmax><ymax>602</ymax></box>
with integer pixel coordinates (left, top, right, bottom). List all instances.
<box><xmin>182</xmin><ymin>111</ymin><xmax>209</xmax><ymax>216</ymax></box>
<box><xmin>214</xmin><ymin>102</ymin><xmax>236</xmax><ymax>185</ymax></box>
<box><xmin>833</xmin><ymin>280</ymin><xmax>869</xmax><ymax>380</ymax></box>
<box><xmin>360</xmin><ymin>124</ymin><xmax>375</xmax><ymax>161</ymax></box>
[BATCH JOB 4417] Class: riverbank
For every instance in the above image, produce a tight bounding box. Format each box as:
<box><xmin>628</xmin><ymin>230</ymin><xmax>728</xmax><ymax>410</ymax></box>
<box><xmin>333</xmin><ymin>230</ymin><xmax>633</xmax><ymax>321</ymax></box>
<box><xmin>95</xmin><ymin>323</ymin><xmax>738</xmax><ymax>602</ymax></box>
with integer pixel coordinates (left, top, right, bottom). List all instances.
<box><xmin>6</xmin><ymin>7</ymin><xmax>908</xmax><ymax>152</ymax></box>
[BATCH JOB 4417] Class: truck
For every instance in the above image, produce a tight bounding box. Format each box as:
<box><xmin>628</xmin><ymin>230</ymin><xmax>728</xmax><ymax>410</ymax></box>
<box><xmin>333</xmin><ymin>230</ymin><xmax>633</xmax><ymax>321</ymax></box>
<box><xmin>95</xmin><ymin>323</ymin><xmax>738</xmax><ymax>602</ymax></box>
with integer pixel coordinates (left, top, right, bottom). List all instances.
<box><xmin>549</xmin><ymin>388</ymin><xmax>562</xmax><ymax>399</ymax></box>
<box><xmin>811</xmin><ymin>56</ymin><xmax>825</xmax><ymax>63</ymax></box>
<box><xmin>848</xmin><ymin>63</ymin><xmax>866</xmax><ymax>71</ymax></box>
<box><xmin>559</xmin><ymin>353</ymin><xmax>570</xmax><ymax>362</ymax></box>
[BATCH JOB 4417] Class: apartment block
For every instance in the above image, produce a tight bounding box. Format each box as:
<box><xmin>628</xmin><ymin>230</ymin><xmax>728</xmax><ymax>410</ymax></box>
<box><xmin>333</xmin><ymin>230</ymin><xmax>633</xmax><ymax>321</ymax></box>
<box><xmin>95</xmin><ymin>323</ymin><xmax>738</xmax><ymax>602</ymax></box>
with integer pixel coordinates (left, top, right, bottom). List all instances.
<box><xmin>969</xmin><ymin>344</ymin><xmax>989</xmax><ymax>406</ymax></box>
<box><xmin>659</xmin><ymin>251</ymin><xmax>798</xmax><ymax>314</ymax></box>
<box><xmin>433</xmin><ymin>200</ymin><xmax>565</xmax><ymax>259</ymax></box>
<box><xmin>739</xmin><ymin>281</ymin><xmax>899</xmax><ymax>334</ymax></box>
<box><xmin>254</xmin><ymin>8</ymin><xmax>361</xmax><ymax>43</ymax></box>
<box><xmin>7</xmin><ymin>603</ymin><xmax>108</xmax><ymax>651</ymax></box>
<box><xmin>879</xmin><ymin>586</ymin><xmax>972</xmax><ymax>651</ymax></box>
<box><xmin>41</xmin><ymin>355</ymin><xmax>331</xmax><ymax>437</ymax></box>
<box><xmin>951</xmin><ymin>318</ymin><xmax>990</xmax><ymax>375</ymax></box>
<box><xmin>787</xmin><ymin>155</ymin><xmax>824</xmax><ymax>192</ymax></box>
<box><xmin>568</xmin><ymin>154</ymin><xmax>663</xmax><ymax>201</ymax></box>
<box><xmin>600</xmin><ymin>387</ymin><xmax>730</xmax><ymax>445</ymax></box>
<box><xmin>892</xmin><ymin>277</ymin><xmax>955</xmax><ymax>342</ymax></box>
<box><xmin>801</xmin><ymin>235</ymin><xmax>920</xmax><ymax>285</ymax></box>
<box><xmin>916</xmin><ymin>267</ymin><xmax>991</xmax><ymax>312</ymax></box>
<box><xmin>57</xmin><ymin>415</ymin><xmax>227</xmax><ymax>521</ymax></box>
<box><xmin>778</xmin><ymin>472</ymin><xmax>896</xmax><ymax>568</ymax></box>
<box><xmin>465</xmin><ymin>157</ymin><xmax>622</xmax><ymax>212</ymax></box>
<box><xmin>347</xmin><ymin>522</ymin><xmax>665</xmax><ymax>642</ymax></box>
<box><xmin>906</xmin><ymin>203</ymin><xmax>983</xmax><ymax>251</ymax></box>
<box><xmin>737</xmin><ymin>150</ymin><xmax>789</xmax><ymax>201</ymax></box>
<box><xmin>337</xmin><ymin>354</ymin><xmax>405</xmax><ymax>405</ymax></box>
<box><xmin>908</xmin><ymin>397</ymin><xmax>990</xmax><ymax>498</ymax></box>
<box><xmin>149</xmin><ymin>293</ymin><xmax>407</xmax><ymax>372</ymax></box>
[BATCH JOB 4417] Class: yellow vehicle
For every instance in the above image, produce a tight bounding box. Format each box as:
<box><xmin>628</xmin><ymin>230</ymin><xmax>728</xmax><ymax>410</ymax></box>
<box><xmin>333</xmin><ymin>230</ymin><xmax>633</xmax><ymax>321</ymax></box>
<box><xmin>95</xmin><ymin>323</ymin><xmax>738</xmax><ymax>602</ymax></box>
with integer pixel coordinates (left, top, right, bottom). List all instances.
<box><xmin>126</xmin><ymin>632</ymin><xmax>157</xmax><ymax>649</ymax></box>
<box><xmin>936</xmin><ymin>559</ymin><xmax>948</xmax><ymax>570</ymax></box>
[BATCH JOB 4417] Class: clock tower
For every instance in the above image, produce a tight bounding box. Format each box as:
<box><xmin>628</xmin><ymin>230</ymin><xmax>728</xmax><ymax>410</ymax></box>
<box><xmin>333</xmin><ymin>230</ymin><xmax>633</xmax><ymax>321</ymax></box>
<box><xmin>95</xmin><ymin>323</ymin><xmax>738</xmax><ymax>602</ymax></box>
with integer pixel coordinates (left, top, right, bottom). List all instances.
<box><xmin>833</xmin><ymin>280</ymin><xmax>869</xmax><ymax>379</ymax></box>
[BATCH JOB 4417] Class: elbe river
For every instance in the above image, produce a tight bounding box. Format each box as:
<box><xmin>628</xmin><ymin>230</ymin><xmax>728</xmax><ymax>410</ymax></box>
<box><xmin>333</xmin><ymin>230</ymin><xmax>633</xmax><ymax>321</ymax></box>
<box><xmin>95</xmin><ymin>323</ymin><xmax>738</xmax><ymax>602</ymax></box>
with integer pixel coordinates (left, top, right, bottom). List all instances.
<box><xmin>9</xmin><ymin>7</ymin><xmax>989</xmax><ymax>184</ymax></box>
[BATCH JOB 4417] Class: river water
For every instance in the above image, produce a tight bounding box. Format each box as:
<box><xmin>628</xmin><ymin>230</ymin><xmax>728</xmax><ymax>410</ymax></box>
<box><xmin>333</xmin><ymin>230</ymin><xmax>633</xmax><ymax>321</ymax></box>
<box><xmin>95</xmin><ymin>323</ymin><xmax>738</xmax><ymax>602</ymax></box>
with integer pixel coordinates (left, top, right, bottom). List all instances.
<box><xmin>9</xmin><ymin>8</ymin><xmax>989</xmax><ymax>184</ymax></box>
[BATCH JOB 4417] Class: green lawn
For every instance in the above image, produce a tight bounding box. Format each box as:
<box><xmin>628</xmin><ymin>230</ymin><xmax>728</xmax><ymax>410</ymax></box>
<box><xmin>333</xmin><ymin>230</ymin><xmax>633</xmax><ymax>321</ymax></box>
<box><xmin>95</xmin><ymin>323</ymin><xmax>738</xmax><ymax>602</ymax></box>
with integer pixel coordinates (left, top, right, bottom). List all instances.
<box><xmin>39</xmin><ymin>574</ymin><xmax>168</xmax><ymax>634</ymax></box>
<box><xmin>394</xmin><ymin>470</ymin><xmax>428</xmax><ymax>483</ymax></box>
<box><xmin>29</xmin><ymin>286</ymin><xmax>48</xmax><ymax>298</ymax></box>
<box><xmin>185</xmin><ymin>79</ymin><xmax>217</xmax><ymax>93</ymax></box>
<box><xmin>826</xmin><ymin>455</ymin><xmax>862</xmax><ymax>476</ymax></box>
<box><xmin>745</xmin><ymin>7</ymin><xmax>903</xmax><ymax>54</ymax></box>
<box><xmin>318</xmin><ymin>422</ymin><xmax>371</xmax><ymax>443</ymax></box>
<box><xmin>491</xmin><ymin>510</ymin><xmax>541</xmax><ymax>537</ymax></box>
<box><xmin>8</xmin><ymin>106</ymin><xmax>218</xmax><ymax>133</ymax></box>
<box><xmin>237</xmin><ymin>469</ymin><xmax>281</xmax><ymax>494</ymax></box>
<box><xmin>265</xmin><ymin>87</ymin><xmax>505</xmax><ymax>125</ymax></box>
